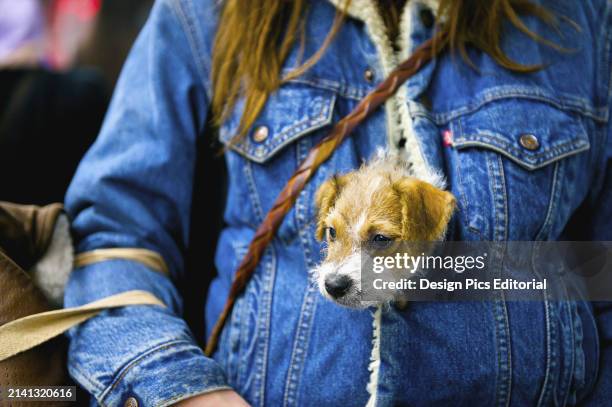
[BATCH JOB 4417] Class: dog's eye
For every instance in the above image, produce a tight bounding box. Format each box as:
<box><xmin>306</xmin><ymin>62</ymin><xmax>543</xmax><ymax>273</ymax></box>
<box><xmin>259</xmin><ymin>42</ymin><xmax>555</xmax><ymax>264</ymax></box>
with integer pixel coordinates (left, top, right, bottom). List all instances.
<box><xmin>371</xmin><ymin>234</ymin><xmax>393</xmax><ymax>250</ymax></box>
<box><xmin>326</xmin><ymin>227</ymin><xmax>337</xmax><ymax>242</ymax></box>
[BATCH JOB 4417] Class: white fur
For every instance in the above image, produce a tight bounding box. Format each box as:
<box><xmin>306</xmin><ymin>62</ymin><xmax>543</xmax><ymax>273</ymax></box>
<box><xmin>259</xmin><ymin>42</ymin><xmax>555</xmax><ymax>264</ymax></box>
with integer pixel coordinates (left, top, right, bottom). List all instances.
<box><xmin>29</xmin><ymin>214</ymin><xmax>73</xmax><ymax>308</ymax></box>
<box><xmin>353</xmin><ymin>212</ymin><xmax>368</xmax><ymax>242</ymax></box>
<box><xmin>337</xmin><ymin>252</ymin><xmax>362</xmax><ymax>286</ymax></box>
<box><xmin>314</xmin><ymin>252</ymin><xmax>367</xmax><ymax>308</ymax></box>
<box><xmin>372</xmin><ymin>148</ymin><xmax>447</xmax><ymax>190</ymax></box>
<box><xmin>366</xmin><ymin>306</ymin><xmax>382</xmax><ymax>407</ymax></box>
<box><xmin>313</xmin><ymin>260</ymin><xmax>336</xmax><ymax>296</ymax></box>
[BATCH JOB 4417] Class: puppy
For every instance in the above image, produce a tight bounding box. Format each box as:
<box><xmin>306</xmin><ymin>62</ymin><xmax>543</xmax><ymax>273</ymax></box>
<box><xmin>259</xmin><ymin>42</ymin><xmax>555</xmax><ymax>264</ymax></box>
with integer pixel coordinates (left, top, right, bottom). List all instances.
<box><xmin>313</xmin><ymin>153</ymin><xmax>456</xmax><ymax>308</ymax></box>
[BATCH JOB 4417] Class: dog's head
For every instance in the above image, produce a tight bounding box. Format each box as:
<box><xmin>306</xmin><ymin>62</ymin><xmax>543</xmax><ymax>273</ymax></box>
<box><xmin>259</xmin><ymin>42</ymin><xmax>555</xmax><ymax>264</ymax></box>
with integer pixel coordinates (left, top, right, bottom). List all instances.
<box><xmin>313</xmin><ymin>162</ymin><xmax>455</xmax><ymax>308</ymax></box>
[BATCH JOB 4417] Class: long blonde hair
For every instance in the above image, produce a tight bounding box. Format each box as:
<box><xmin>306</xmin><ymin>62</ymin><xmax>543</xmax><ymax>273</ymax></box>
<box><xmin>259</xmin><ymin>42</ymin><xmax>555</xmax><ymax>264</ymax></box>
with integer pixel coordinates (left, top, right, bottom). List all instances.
<box><xmin>212</xmin><ymin>0</ymin><xmax>554</xmax><ymax>140</ymax></box>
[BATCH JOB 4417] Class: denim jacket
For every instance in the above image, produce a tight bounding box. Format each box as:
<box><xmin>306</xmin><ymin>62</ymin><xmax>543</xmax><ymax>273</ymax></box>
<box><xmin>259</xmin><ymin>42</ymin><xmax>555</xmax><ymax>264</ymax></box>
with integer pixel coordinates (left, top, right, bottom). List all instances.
<box><xmin>64</xmin><ymin>0</ymin><xmax>612</xmax><ymax>405</ymax></box>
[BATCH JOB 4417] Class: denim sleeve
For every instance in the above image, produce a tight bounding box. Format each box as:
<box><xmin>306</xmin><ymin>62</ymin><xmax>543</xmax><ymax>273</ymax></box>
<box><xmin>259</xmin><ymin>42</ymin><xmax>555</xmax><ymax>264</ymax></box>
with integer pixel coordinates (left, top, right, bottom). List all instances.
<box><xmin>585</xmin><ymin>107</ymin><xmax>612</xmax><ymax>404</ymax></box>
<box><xmin>63</xmin><ymin>0</ymin><xmax>229</xmax><ymax>405</ymax></box>
<box><xmin>582</xmin><ymin>3</ymin><xmax>612</xmax><ymax>402</ymax></box>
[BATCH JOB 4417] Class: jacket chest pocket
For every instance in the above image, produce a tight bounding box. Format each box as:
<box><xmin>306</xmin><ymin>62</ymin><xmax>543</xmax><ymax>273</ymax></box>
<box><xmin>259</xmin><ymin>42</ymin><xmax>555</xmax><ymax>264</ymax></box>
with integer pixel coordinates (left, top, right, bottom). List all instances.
<box><xmin>219</xmin><ymin>83</ymin><xmax>336</xmax><ymax>239</ymax></box>
<box><xmin>446</xmin><ymin>99</ymin><xmax>590</xmax><ymax>240</ymax></box>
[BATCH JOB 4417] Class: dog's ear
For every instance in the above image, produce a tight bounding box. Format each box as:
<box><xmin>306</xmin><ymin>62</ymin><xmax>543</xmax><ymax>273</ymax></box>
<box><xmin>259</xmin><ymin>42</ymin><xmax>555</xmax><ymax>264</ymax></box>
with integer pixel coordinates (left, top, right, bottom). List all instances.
<box><xmin>394</xmin><ymin>178</ymin><xmax>456</xmax><ymax>241</ymax></box>
<box><xmin>314</xmin><ymin>174</ymin><xmax>348</xmax><ymax>241</ymax></box>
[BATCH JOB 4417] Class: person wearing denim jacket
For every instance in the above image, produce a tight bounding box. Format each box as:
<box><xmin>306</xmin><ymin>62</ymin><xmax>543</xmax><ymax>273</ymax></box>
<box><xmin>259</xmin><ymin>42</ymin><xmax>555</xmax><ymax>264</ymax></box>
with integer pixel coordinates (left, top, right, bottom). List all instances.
<box><xmin>64</xmin><ymin>0</ymin><xmax>612</xmax><ymax>405</ymax></box>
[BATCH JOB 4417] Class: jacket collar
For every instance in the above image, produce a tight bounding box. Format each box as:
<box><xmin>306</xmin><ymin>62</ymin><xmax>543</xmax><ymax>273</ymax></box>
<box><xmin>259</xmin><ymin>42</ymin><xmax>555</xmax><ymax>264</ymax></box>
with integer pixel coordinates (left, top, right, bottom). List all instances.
<box><xmin>322</xmin><ymin>0</ymin><xmax>446</xmax><ymax>228</ymax></box>
<box><xmin>325</xmin><ymin>0</ymin><xmax>439</xmax><ymax>24</ymax></box>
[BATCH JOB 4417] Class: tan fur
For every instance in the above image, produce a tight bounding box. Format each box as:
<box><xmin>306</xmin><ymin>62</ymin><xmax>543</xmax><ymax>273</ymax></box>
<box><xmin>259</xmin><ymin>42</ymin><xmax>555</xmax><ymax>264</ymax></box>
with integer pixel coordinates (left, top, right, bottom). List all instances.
<box><xmin>315</xmin><ymin>155</ymin><xmax>456</xmax><ymax>266</ymax></box>
<box><xmin>315</xmin><ymin>173</ymin><xmax>351</xmax><ymax>241</ymax></box>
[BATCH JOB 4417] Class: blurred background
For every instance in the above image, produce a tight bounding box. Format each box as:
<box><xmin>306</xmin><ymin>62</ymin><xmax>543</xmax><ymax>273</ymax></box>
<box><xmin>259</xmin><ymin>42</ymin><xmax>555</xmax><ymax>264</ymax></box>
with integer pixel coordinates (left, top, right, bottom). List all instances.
<box><xmin>1</xmin><ymin>0</ymin><xmax>226</xmax><ymax>344</ymax></box>
<box><xmin>1</xmin><ymin>0</ymin><xmax>153</xmax><ymax>204</ymax></box>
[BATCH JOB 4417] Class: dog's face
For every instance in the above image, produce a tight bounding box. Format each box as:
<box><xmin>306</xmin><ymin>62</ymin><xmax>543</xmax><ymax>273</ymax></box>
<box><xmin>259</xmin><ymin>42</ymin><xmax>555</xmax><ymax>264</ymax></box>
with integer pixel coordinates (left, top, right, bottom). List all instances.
<box><xmin>313</xmin><ymin>164</ymin><xmax>456</xmax><ymax>308</ymax></box>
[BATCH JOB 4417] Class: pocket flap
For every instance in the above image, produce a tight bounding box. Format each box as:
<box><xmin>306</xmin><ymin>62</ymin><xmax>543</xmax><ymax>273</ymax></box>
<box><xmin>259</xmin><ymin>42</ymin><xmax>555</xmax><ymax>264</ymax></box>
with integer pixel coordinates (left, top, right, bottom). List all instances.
<box><xmin>451</xmin><ymin>100</ymin><xmax>590</xmax><ymax>170</ymax></box>
<box><xmin>220</xmin><ymin>85</ymin><xmax>336</xmax><ymax>163</ymax></box>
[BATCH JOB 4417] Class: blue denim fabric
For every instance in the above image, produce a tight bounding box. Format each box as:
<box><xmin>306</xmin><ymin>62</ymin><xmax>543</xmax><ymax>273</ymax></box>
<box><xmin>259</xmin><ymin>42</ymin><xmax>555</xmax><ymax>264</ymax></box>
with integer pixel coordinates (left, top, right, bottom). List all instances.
<box><xmin>64</xmin><ymin>0</ymin><xmax>612</xmax><ymax>405</ymax></box>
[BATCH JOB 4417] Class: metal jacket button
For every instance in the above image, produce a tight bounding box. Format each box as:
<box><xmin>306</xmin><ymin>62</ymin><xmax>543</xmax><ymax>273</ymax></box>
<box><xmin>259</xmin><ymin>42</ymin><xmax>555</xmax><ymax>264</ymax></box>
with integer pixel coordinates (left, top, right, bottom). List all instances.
<box><xmin>124</xmin><ymin>397</ymin><xmax>138</xmax><ymax>407</ymax></box>
<box><xmin>364</xmin><ymin>68</ymin><xmax>375</xmax><ymax>83</ymax></box>
<box><xmin>519</xmin><ymin>133</ymin><xmax>540</xmax><ymax>150</ymax></box>
<box><xmin>253</xmin><ymin>125</ymin><xmax>269</xmax><ymax>143</ymax></box>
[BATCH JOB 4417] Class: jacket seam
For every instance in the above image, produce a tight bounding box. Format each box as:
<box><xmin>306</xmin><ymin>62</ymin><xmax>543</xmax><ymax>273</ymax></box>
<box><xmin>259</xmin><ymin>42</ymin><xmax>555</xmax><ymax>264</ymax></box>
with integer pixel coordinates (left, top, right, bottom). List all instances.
<box><xmin>607</xmin><ymin>0</ymin><xmax>612</xmax><ymax>161</ymax></box>
<box><xmin>485</xmin><ymin>152</ymin><xmax>511</xmax><ymax>406</ymax></box>
<box><xmin>534</xmin><ymin>161</ymin><xmax>562</xmax><ymax>241</ymax></box>
<box><xmin>68</xmin><ymin>360</ymin><xmax>106</xmax><ymax>396</ymax></box>
<box><xmin>283</xmin><ymin>138</ymin><xmax>321</xmax><ymax>406</ymax></box>
<box><xmin>536</xmin><ymin>284</ymin><xmax>553</xmax><ymax>407</ymax></box>
<box><xmin>284</xmin><ymin>76</ymin><xmax>369</xmax><ymax>101</ymax></box>
<box><xmin>243</xmin><ymin>160</ymin><xmax>265</xmax><ymax>223</ymax></box>
<box><xmin>252</xmin><ymin>244</ymin><xmax>276</xmax><ymax>407</ymax></box>
<box><xmin>99</xmin><ymin>339</ymin><xmax>198</xmax><ymax>404</ymax></box>
<box><xmin>452</xmin><ymin>117</ymin><xmax>484</xmax><ymax>237</ymax></box>
<box><xmin>599</xmin><ymin>0</ymin><xmax>612</xmax><ymax>114</ymax></box>
<box><xmin>171</xmin><ymin>0</ymin><xmax>212</xmax><ymax>103</ymax></box>
<box><xmin>453</xmin><ymin>138</ymin><xmax>590</xmax><ymax>172</ymax></box>
<box><xmin>495</xmin><ymin>154</ymin><xmax>509</xmax><ymax>242</ymax></box>
<box><xmin>453</xmin><ymin>132</ymin><xmax>588</xmax><ymax>160</ymax></box>
<box><xmin>561</xmin><ymin>301</ymin><xmax>576</xmax><ymax>407</ymax></box>
<box><xmin>430</xmin><ymin>87</ymin><xmax>608</xmax><ymax>125</ymax></box>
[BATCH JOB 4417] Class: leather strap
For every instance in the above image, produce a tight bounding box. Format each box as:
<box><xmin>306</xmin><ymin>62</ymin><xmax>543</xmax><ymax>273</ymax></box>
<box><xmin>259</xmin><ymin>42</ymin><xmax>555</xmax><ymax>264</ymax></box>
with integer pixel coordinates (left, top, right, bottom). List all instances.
<box><xmin>204</xmin><ymin>33</ymin><xmax>446</xmax><ymax>356</ymax></box>
<box><xmin>0</xmin><ymin>290</ymin><xmax>165</xmax><ymax>362</ymax></box>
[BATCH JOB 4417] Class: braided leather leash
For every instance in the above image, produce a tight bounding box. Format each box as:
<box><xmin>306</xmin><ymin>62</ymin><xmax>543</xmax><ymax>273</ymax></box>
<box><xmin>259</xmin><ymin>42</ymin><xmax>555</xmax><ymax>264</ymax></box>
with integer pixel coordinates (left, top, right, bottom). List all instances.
<box><xmin>204</xmin><ymin>33</ymin><xmax>445</xmax><ymax>356</ymax></box>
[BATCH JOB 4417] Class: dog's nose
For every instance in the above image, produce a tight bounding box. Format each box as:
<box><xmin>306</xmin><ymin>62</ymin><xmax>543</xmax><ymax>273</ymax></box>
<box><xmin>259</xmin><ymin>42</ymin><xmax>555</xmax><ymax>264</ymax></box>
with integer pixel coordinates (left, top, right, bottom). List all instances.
<box><xmin>325</xmin><ymin>274</ymin><xmax>352</xmax><ymax>298</ymax></box>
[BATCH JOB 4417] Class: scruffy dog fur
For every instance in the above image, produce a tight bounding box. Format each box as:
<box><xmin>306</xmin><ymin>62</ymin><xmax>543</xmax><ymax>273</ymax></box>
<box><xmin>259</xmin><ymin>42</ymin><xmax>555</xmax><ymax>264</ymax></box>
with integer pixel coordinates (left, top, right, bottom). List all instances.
<box><xmin>313</xmin><ymin>152</ymin><xmax>456</xmax><ymax>308</ymax></box>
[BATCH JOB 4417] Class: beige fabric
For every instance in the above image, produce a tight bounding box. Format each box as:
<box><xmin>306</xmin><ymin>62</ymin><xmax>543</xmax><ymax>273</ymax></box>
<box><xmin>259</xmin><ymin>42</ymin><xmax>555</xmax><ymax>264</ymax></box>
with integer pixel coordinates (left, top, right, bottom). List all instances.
<box><xmin>74</xmin><ymin>248</ymin><xmax>169</xmax><ymax>276</ymax></box>
<box><xmin>0</xmin><ymin>201</ymin><xmax>64</xmax><ymax>271</ymax></box>
<box><xmin>0</xmin><ymin>290</ymin><xmax>165</xmax><ymax>362</ymax></box>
